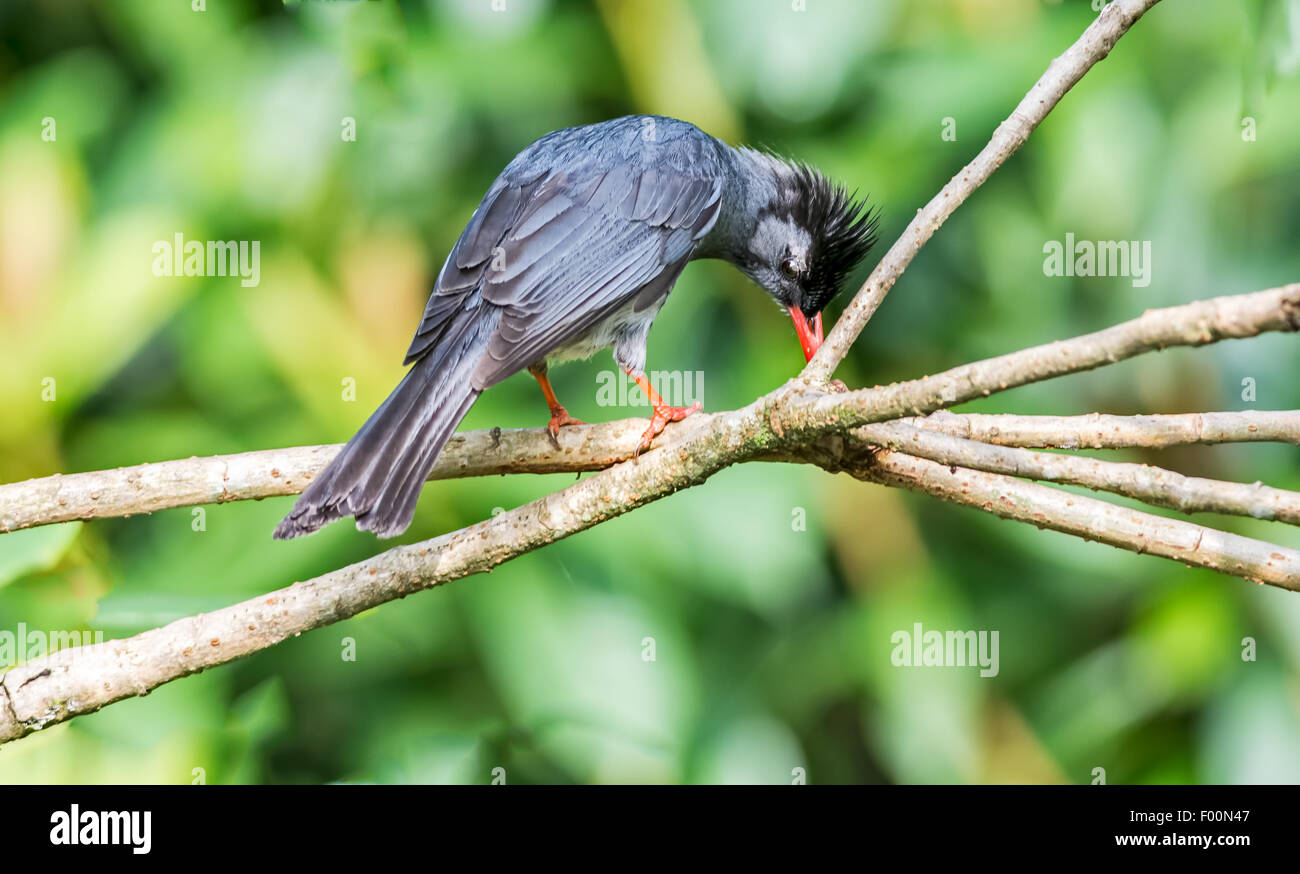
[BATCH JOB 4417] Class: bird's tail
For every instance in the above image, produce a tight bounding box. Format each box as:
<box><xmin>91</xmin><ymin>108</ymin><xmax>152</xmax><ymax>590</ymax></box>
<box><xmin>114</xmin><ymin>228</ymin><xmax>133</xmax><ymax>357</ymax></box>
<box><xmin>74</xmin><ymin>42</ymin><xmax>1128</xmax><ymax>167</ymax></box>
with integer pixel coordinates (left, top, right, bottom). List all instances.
<box><xmin>273</xmin><ymin>309</ymin><xmax>495</xmax><ymax>540</ymax></box>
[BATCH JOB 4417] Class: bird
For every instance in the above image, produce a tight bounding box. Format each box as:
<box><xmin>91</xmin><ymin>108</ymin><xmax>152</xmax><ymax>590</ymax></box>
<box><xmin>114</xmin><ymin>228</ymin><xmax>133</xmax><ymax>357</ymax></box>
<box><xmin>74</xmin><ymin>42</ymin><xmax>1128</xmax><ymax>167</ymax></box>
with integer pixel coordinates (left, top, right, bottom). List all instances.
<box><xmin>273</xmin><ymin>114</ymin><xmax>878</xmax><ymax>540</ymax></box>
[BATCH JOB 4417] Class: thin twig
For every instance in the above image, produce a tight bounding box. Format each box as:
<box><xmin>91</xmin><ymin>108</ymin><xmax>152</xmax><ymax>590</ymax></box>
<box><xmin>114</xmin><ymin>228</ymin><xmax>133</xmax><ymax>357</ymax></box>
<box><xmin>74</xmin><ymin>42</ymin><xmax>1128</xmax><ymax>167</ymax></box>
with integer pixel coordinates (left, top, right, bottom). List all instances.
<box><xmin>904</xmin><ymin>410</ymin><xmax>1300</xmax><ymax>449</ymax></box>
<box><xmin>859</xmin><ymin>421</ymin><xmax>1300</xmax><ymax>526</ymax></box>
<box><xmin>801</xmin><ymin>0</ymin><xmax>1166</xmax><ymax>383</ymax></box>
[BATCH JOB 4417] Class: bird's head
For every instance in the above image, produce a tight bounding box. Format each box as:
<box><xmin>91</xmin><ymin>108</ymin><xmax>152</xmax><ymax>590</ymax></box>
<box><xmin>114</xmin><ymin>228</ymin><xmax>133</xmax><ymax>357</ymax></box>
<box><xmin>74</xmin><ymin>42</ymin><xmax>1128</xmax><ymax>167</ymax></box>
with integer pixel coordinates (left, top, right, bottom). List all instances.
<box><xmin>739</xmin><ymin>156</ymin><xmax>879</xmax><ymax>361</ymax></box>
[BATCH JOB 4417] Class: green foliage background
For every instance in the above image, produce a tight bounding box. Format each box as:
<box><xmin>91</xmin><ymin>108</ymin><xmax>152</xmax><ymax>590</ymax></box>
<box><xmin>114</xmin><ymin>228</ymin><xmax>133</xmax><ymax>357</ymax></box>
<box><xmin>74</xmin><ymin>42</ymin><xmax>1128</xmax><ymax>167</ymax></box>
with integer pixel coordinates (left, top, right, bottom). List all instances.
<box><xmin>0</xmin><ymin>0</ymin><xmax>1298</xmax><ymax>784</ymax></box>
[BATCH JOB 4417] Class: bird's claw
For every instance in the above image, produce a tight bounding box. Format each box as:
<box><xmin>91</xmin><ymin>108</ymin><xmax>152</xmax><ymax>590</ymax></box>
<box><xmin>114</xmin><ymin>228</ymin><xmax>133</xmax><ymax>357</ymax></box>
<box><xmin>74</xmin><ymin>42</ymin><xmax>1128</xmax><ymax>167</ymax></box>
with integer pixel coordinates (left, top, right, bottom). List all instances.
<box><xmin>546</xmin><ymin>408</ymin><xmax>586</xmax><ymax>448</ymax></box>
<box><xmin>634</xmin><ymin>401</ymin><xmax>702</xmax><ymax>456</ymax></box>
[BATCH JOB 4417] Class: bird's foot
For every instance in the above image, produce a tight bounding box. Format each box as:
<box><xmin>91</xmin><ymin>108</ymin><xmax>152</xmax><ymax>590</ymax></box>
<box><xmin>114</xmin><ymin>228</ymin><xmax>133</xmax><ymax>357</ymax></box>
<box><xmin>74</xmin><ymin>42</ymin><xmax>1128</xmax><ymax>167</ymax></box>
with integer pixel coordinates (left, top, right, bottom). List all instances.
<box><xmin>545</xmin><ymin>405</ymin><xmax>586</xmax><ymax>447</ymax></box>
<box><xmin>635</xmin><ymin>401</ymin><xmax>702</xmax><ymax>456</ymax></box>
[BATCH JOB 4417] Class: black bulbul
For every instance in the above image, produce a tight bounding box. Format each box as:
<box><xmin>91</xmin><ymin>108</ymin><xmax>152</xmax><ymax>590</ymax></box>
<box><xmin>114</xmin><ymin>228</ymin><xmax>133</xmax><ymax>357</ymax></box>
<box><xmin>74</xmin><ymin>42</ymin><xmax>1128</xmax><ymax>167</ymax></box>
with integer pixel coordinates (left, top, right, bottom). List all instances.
<box><xmin>274</xmin><ymin>114</ymin><xmax>878</xmax><ymax>539</ymax></box>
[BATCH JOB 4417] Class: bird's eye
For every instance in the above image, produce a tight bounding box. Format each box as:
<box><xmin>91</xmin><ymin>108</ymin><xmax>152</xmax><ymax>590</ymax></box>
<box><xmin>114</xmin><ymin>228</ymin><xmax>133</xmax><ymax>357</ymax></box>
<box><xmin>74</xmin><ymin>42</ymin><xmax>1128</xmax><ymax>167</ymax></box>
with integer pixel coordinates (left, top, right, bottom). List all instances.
<box><xmin>779</xmin><ymin>258</ymin><xmax>798</xmax><ymax>279</ymax></box>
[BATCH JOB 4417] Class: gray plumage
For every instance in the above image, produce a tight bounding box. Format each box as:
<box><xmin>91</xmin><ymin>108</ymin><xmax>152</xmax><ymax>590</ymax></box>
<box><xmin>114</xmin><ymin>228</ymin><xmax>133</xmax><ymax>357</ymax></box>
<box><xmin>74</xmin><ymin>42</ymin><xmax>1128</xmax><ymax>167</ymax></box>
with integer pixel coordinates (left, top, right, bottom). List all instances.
<box><xmin>274</xmin><ymin>115</ymin><xmax>877</xmax><ymax>540</ymax></box>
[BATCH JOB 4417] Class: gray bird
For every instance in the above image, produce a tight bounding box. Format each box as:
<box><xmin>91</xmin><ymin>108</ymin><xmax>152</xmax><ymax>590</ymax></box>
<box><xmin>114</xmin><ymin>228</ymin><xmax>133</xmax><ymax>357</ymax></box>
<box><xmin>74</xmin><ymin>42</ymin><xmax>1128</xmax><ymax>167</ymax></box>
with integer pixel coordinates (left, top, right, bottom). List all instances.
<box><xmin>274</xmin><ymin>115</ymin><xmax>878</xmax><ymax>540</ymax></box>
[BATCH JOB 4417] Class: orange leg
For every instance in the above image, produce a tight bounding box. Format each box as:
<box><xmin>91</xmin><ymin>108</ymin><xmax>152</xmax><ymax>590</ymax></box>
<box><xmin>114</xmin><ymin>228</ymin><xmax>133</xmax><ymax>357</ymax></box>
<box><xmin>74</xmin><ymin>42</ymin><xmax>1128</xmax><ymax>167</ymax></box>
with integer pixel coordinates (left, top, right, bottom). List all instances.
<box><xmin>529</xmin><ymin>363</ymin><xmax>586</xmax><ymax>441</ymax></box>
<box><xmin>627</xmin><ymin>369</ymin><xmax>702</xmax><ymax>455</ymax></box>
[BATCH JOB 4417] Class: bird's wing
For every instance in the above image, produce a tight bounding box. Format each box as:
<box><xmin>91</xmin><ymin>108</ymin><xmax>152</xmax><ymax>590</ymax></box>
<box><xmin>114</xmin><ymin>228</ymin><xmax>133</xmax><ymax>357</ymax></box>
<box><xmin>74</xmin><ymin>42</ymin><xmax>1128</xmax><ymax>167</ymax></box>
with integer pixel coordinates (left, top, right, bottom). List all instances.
<box><xmin>403</xmin><ymin>157</ymin><xmax>723</xmax><ymax>389</ymax></box>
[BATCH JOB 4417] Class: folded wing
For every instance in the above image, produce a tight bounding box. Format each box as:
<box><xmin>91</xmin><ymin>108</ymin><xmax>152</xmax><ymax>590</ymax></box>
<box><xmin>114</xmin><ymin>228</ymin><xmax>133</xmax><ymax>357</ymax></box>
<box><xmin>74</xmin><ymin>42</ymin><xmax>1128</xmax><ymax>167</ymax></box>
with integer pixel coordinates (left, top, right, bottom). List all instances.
<box><xmin>403</xmin><ymin>156</ymin><xmax>723</xmax><ymax>388</ymax></box>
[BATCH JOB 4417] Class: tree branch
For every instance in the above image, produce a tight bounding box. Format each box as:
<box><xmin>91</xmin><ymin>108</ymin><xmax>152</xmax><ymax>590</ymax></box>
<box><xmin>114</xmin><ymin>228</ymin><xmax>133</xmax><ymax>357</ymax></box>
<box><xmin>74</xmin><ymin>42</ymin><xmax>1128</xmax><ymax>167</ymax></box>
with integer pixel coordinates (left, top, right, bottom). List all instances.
<box><xmin>858</xmin><ymin>421</ymin><xmax>1300</xmax><ymax>526</ymax></box>
<box><xmin>901</xmin><ymin>410</ymin><xmax>1300</xmax><ymax>449</ymax></box>
<box><xmin>4</xmin><ymin>285</ymin><xmax>1295</xmax><ymax>534</ymax></box>
<box><xmin>4</xmin><ymin>287</ymin><xmax>1298</xmax><ymax>741</ymax></box>
<box><xmin>836</xmin><ymin>446</ymin><xmax>1300</xmax><ymax>589</ymax></box>
<box><xmin>0</xmin><ymin>398</ymin><xmax>766</xmax><ymax>744</ymax></box>
<box><xmin>0</xmin><ymin>418</ymin><xmax>661</xmax><ymax>534</ymax></box>
<box><xmin>7</xmin><ymin>428</ymin><xmax>1298</xmax><ymax>746</ymax></box>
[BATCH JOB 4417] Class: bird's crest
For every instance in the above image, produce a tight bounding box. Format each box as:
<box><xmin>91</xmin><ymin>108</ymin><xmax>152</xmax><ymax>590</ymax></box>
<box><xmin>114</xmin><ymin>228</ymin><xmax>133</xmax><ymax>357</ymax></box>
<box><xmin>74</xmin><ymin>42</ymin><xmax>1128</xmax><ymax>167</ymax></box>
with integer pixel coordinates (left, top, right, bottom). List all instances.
<box><xmin>747</xmin><ymin>148</ymin><xmax>880</xmax><ymax>315</ymax></box>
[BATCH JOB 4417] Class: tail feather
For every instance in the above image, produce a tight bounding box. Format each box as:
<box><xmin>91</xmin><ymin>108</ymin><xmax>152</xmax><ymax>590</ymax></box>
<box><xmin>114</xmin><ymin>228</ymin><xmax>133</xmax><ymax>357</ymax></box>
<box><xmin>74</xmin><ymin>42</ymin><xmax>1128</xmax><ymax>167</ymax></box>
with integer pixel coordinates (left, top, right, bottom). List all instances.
<box><xmin>355</xmin><ymin>388</ymin><xmax>478</xmax><ymax>537</ymax></box>
<box><xmin>273</xmin><ymin>310</ymin><xmax>496</xmax><ymax>540</ymax></box>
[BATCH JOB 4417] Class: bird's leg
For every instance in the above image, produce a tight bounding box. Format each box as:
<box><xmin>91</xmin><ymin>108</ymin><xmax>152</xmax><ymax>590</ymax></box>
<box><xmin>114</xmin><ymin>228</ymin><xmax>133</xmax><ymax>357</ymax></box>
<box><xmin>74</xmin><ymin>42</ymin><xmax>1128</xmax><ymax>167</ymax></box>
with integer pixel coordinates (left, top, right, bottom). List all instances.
<box><xmin>528</xmin><ymin>362</ymin><xmax>586</xmax><ymax>443</ymax></box>
<box><xmin>626</xmin><ymin>368</ymin><xmax>702</xmax><ymax>455</ymax></box>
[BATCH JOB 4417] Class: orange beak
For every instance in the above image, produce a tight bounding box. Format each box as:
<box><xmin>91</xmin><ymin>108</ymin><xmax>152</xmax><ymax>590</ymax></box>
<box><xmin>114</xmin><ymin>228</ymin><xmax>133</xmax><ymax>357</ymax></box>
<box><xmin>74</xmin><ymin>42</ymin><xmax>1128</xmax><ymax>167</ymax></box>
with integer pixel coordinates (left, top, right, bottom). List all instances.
<box><xmin>788</xmin><ymin>306</ymin><xmax>823</xmax><ymax>363</ymax></box>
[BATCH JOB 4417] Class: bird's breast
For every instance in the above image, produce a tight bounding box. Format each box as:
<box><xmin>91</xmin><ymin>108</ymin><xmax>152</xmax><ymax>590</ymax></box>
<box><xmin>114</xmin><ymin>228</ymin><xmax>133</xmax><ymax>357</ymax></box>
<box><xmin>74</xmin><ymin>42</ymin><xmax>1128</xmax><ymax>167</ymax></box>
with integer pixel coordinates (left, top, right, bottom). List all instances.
<box><xmin>544</xmin><ymin>292</ymin><xmax>665</xmax><ymax>373</ymax></box>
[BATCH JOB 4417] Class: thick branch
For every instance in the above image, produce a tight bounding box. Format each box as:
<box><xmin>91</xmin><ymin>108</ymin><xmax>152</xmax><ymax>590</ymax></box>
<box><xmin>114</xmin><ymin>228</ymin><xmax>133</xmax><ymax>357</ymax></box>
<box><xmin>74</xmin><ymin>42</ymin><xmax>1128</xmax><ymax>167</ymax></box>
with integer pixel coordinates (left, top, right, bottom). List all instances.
<box><xmin>5</xmin><ymin>427</ymin><xmax>1297</xmax><ymax>745</ymax></box>
<box><xmin>0</xmin><ymin>417</ymin><xmax>663</xmax><ymax>534</ymax></box>
<box><xmin>802</xmin><ymin>0</ymin><xmax>1165</xmax><ymax>382</ymax></box>
<box><xmin>859</xmin><ymin>421</ymin><xmax>1300</xmax><ymax>526</ymax></box>
<box><xmin>3</xmin><ymin>285</ymin><xmax>1296</xmax><ymax>533</ymax></box>
<box><xmin>0</xmin><ymin>397</ymin><xmax>766</xmax><ymax>744</ymax></box>
<box><xmin>5</xmin><ymin>407</ymin><xmax>1295</xmax><ymax>536</ymax></box>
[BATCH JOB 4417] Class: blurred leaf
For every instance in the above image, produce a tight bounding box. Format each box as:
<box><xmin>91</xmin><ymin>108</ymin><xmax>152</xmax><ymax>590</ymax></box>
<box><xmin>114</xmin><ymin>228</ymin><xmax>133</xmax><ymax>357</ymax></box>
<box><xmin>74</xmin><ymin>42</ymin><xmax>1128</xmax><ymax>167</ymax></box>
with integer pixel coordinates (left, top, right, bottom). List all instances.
<box><xmin>0</xmin><ymin>523</ymin><xmax>82</xmax><ymax>589</ymax></box>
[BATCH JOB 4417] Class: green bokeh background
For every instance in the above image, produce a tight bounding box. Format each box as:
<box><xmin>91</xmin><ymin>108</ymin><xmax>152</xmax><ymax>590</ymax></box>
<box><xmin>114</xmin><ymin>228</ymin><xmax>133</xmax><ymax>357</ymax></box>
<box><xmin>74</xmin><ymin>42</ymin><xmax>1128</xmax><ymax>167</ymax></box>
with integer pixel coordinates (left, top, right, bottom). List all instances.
<box><xmin>0</xmin><ymin>0</ymin><xmax>1298</xmax><ymax>784</ymax></box>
